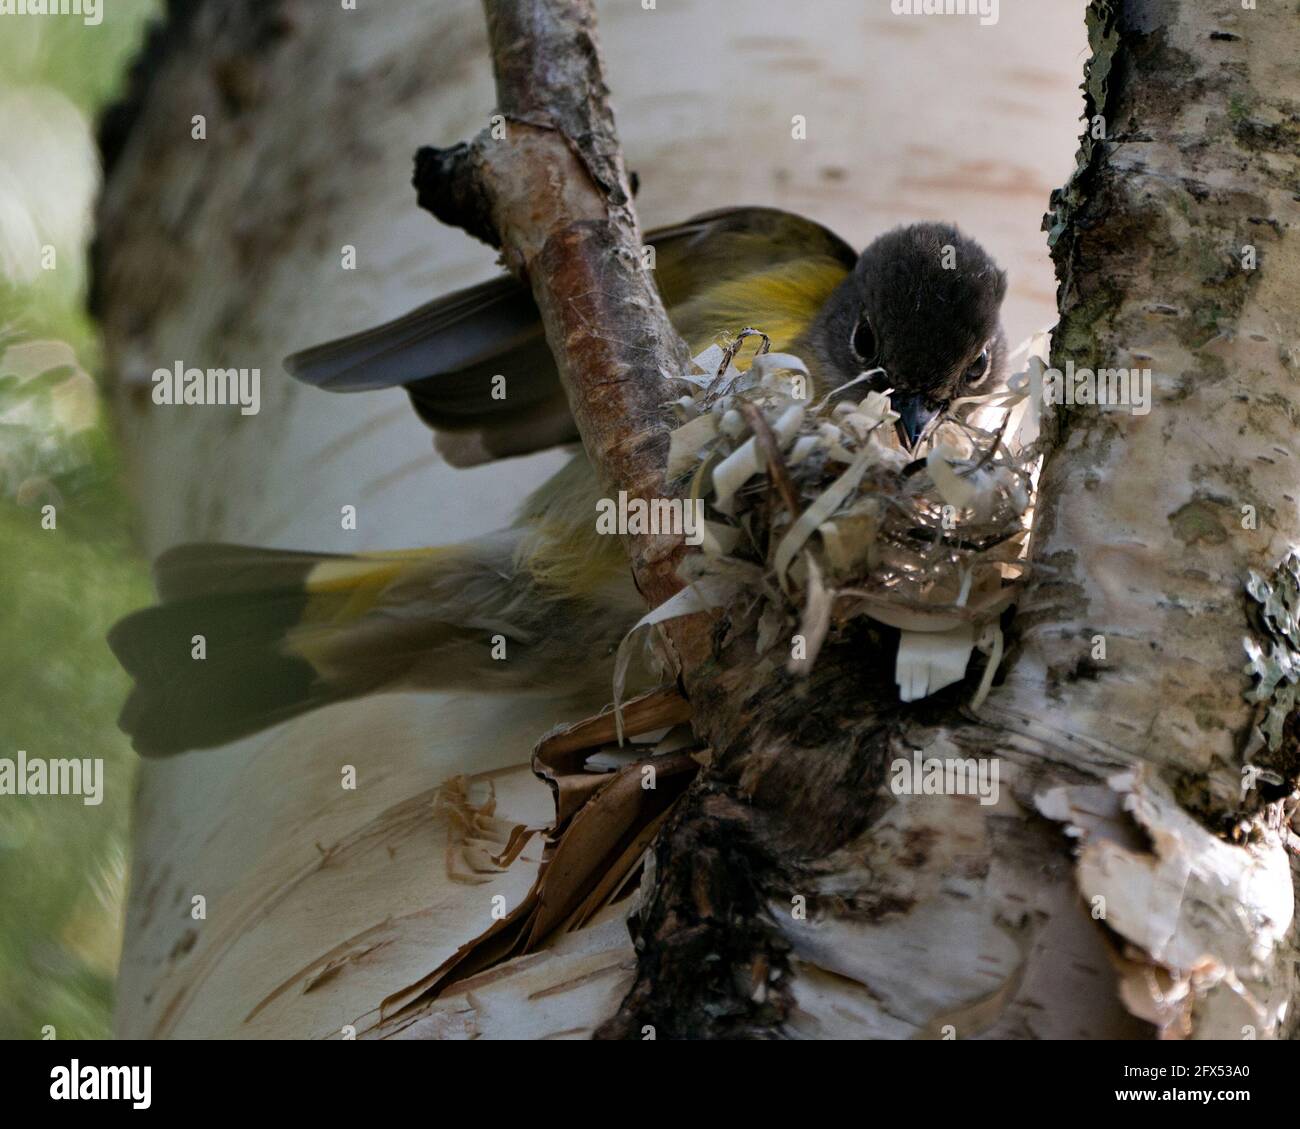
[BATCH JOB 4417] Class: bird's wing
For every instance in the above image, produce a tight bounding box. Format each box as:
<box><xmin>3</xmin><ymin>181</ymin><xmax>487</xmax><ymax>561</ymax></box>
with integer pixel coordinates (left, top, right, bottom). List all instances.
<box><xmin>284</xmin><ymin>207</ymin><xmax>855</xmax><ymax>465</ymax></box>
<box><xmin>283</xmin><ymin>275</ymin><xmax>538</xmax><ymax>393</ymax></box>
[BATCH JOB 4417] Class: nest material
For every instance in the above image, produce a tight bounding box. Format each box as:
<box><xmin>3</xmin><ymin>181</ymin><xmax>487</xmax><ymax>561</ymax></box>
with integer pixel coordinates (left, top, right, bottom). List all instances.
<box><xmin>618</xmin><ymin>334</ymin><xmax>1042</xmax><ymax>715</ymax></box>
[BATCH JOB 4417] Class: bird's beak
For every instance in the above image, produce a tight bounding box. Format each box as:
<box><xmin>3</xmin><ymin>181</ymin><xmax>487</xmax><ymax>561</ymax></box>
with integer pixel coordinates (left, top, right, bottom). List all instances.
<box><xmin>894</xmin><ymin>395</ymin><xmax>939</xmax><ymax>452</ymax></box>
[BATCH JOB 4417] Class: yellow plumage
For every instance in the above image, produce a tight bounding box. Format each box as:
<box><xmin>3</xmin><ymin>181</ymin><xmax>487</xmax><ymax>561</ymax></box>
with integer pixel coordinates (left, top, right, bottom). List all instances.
<box><xmin>291</xmin><ymin>547</ymin><xmax>465</xmax><ymax>669</ymax></box>
<box><xmin>669</xmin><ymin>256</ymin><xmax>848</xmax><ymax>357</ymax></box>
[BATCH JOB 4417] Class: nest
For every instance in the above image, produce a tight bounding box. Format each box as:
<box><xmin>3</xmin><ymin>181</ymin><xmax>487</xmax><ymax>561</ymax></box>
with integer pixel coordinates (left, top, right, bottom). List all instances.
<box><xmin>616</xmin><ymin>330</ymin><xmax>1043</xmax><ymax>718</ymax></box>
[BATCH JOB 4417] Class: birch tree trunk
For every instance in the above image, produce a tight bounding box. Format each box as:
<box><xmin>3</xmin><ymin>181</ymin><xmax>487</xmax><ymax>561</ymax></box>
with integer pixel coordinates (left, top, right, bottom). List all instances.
<box><xmin>974</xmin><ymin>0</ymin><xmax>1300</xmax><ymax>1038</ymax></box>
<box><xmin>95</xmin><ymin>0</ymin><xmax>1228</xmax><ymax>1040</ymax></box>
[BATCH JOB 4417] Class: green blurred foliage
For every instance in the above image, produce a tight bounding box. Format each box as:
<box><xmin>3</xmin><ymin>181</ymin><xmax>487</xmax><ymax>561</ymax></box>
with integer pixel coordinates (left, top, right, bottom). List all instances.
<box><xmin>0</xmin><ymin>2</ymin><xmax>156</xmax><ymax>116</ymax></box>
<box><xmin>0</xmin><ymin>0</ymin><xmax>159</xmax><ymax>1040</ymax></box>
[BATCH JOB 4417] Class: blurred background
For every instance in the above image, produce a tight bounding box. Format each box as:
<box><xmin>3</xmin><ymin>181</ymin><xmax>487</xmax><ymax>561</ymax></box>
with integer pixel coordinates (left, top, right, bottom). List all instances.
<box><xmin>0</xmin><ymin>0</ymin><xmax>157</xmax><ymax>1039</ymax></box>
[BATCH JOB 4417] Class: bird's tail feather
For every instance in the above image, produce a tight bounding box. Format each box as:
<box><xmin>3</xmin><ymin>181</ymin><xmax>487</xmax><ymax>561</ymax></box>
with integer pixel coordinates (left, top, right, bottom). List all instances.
<box><xmin>108</xmin><ymin>543</ymin><xmax>455</xmax><ymax>757</ymax></box>
<box><xmin>108</xmin><ymin>535</ymin><xmax>640</xmax><ymax>757</ymax></box>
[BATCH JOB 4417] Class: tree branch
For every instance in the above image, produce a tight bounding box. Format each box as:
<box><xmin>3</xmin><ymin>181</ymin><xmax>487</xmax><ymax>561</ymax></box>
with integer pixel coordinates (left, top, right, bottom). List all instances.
<box><xmin>414</xmin><ymin>0</ymin><xmax>691</xmax><ymax>618</ymax></box>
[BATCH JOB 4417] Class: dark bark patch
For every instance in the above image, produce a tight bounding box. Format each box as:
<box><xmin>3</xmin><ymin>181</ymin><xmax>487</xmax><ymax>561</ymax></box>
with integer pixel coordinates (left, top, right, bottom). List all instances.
<box><xmin>822</xmin><ymin>889</ymin><xmax>916</xmax><ymax>924</ymax></box>
<box><xmin>898</xmin><ymin>825</ymin><xmax>939</xmax><ymax>870</ymax></box>
<box><xmin>1168</xmin><ymin>498</ymin><xmax>1229</xmax><ymax>546</ymax></box>
<box><xmin>597</xmin><ymin>786</ymin><xmax>795</xmax><ymax>1040</ymax></box>
<box><xmin>1065</xmin><ymin>655</ymin><xmax>1105</xmax><ymax>683</ymax></box>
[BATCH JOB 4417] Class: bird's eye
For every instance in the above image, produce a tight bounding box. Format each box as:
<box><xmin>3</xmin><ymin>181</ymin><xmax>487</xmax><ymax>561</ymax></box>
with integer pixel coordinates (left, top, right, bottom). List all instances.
<box><xmin>964</xmin><ymin>345</ymin><xmax>992</xmax><ymax>386</ymax></box>
<box><xmin>850</xmin><ymin>317</ymin><xmax>877</xmax><ymax>367</ymax></box>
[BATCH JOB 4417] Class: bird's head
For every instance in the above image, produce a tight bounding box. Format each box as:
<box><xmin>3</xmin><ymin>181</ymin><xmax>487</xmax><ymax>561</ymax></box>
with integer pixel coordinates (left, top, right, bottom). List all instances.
<box><xmin>805</xmin><ymin>223</ymin><xmax>1008</xmax><ymax>450</ymax></box>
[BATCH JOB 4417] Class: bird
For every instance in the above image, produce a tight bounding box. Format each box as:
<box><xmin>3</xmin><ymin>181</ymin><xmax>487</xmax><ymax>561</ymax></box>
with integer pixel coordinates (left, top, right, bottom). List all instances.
<box><xmin>108</xmin><ymin>207</ymin><xmax>1008</xmax><ymax>756</ymax></box>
